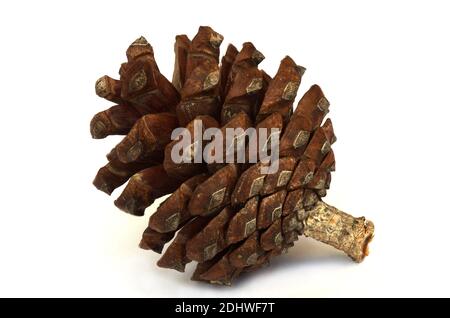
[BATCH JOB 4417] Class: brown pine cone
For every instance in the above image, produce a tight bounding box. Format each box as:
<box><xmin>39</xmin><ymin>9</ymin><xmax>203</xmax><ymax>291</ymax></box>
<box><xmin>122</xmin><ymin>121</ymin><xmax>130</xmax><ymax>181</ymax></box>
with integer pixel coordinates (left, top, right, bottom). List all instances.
<box><xmin>90</xmin><ymin>26</ymin><xmax>375</xmax><ymax>286</ymax></box>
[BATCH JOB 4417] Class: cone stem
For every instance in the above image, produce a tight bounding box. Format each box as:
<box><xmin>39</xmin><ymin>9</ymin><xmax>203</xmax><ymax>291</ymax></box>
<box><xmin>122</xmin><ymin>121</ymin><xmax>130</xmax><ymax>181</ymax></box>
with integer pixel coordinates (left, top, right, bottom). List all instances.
<box><xmin>303</xmin><ymin>201</ymin><xmax>374</xmax><ymax>263</ymax></box>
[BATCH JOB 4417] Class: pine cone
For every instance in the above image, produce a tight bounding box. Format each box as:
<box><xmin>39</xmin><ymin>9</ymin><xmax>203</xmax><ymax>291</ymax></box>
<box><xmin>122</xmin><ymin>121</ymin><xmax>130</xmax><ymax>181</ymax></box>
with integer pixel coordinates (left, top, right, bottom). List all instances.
<box><xmin>90</xmin><ymin>26</ymin><xmax>375</xmax><ymax>285</ymax></box>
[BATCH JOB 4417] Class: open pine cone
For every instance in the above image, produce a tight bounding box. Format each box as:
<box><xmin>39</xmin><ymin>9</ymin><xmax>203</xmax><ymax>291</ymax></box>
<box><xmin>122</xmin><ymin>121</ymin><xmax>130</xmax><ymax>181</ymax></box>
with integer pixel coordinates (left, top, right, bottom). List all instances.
<box><xmin>90</xmin><ymin>26</ymin><xmax>374</xmax><ymax>285</ymax></box>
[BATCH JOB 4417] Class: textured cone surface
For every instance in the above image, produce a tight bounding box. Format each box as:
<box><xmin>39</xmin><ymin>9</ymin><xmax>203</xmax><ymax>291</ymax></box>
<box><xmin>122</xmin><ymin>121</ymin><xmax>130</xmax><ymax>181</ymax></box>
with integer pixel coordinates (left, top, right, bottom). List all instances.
<box><xmin>90</xmin><ymin>26</ymin><xmax>373</xmax><ymax>285</ymax></box>
<box><xmin>145</xmin><ymin>51</ymin><xmax>336</xmax><ymax>284</ymax></box>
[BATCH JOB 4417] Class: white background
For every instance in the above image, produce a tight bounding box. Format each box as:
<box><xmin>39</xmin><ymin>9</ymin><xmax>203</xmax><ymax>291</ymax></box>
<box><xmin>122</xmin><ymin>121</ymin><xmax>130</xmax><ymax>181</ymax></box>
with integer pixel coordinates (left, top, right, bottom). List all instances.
<box><xmin>0</xmin><ymin>0</ymin><xmax>449</xmax><ymax>297</ymax></box>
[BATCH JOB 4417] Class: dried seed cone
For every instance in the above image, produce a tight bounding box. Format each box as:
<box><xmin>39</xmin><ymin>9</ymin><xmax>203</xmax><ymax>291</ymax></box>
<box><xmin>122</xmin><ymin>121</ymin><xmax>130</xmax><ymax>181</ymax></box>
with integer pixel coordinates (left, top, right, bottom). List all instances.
<box><xmin>90</xmin><ymin>26</ymin><xmax>375</xmax><ymax>286</ymax></box>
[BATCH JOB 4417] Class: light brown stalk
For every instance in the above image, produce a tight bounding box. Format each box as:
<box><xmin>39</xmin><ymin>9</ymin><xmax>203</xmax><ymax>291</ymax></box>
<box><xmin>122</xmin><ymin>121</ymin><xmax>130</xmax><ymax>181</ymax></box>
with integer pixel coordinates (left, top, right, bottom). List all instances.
<box><xmin>303</xmin><ymin>201</ymin><xmax>374</xmax><ymax>263</ymax></box>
